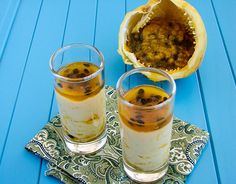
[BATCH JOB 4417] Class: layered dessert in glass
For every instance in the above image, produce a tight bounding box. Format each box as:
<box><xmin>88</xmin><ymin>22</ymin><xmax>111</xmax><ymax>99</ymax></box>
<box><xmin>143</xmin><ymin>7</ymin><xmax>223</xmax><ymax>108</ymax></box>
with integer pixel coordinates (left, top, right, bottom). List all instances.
<box><xmin>117</xmin><ymin>68</ymin><xmax>176</xmax><ymax>182</ymax></box>
<box><xmin>50</xmin><ymin>44</ymin><xmax>106</xmax><ymax>154</ymax></box>
<box><xmin>56</xmin><ymin>62</ymin><xmax>105</xmax><ymax>143</ymax></box>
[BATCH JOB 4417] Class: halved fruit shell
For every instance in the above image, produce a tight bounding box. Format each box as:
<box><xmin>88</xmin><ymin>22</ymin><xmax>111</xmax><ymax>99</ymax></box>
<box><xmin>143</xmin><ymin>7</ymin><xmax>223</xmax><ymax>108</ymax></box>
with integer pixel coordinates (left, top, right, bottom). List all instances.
<box><xmin>118</xmin><ymin>0</ymin><xmax>207</xmax><ymax>80</ymax></box>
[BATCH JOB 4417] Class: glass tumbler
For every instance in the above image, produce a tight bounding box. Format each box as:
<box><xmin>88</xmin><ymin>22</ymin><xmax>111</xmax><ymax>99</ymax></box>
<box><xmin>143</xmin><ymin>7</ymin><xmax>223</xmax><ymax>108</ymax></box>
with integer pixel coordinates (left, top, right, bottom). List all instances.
<box><xmin>116</xmin><ymin>68</ymin><xmax>176</xmax><ymax>182</ymax></box>
<box><xmin>49</xmin><ymin>43</ymin><xmax>106</xmax><ymax>154</ymax></box>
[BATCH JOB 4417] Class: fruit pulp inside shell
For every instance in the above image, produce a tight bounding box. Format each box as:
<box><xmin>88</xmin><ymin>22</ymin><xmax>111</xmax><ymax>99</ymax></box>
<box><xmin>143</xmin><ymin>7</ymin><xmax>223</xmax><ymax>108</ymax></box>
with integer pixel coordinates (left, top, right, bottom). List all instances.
<box><xmin>127</xmin><ymin>18</ymin><xmax>195</xmax><ymax>70</ymax></box>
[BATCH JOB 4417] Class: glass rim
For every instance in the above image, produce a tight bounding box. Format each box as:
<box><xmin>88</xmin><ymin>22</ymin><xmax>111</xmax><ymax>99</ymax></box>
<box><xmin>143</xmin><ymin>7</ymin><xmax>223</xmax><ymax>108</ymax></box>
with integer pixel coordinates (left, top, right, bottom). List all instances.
<box><xmin>49</xmin><ymin>43</ymin><xmax>104</xmax><ymax>83</ymax></box>
<box><xmin>116</xmin><ymin>67</ymin><xmax>176</xmax><ymax>109</ymax></box>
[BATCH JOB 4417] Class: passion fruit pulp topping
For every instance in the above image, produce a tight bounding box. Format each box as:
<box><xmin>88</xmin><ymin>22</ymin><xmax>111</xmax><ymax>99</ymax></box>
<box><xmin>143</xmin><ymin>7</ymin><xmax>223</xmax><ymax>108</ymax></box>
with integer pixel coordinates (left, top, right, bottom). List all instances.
<box><xmin>127</xmin><ymin>19</ymin><xmax>195</xmax><ymax>70</ymax></box>
<box><xmin>119</xmin><ymin>85</ymin><xmax>172</xmax><ymax>132</ymax></box>
<box><xmin>125</xmin><ymin>85</ymin><xmax>169</xmax><ymax>106</ymax></box>
<box><xmin>55</xmin><ymin>61</ymin><xmax>103</xmax><ymax>101</ymax></box>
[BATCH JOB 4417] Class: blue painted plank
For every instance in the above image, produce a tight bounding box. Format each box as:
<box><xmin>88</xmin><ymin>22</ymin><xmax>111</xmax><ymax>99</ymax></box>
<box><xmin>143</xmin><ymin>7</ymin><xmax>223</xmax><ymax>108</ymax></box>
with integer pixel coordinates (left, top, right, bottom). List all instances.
<box><xmin>94</xmin><ymin>0</ymin><xmax>126</xmax><ymax>87</ymax></box>
<box><xmin>0</xmin><ymin>0</ymin><xmax>21</xmax><ymax>61</ymax></box>
<box><xmin>0</xmin><ymin>0</ymin><xmax>42</xmax><ymax>161</ymax></box>
<box><xmin>62</xmin><ymin>0</ymin><xmax>97</xmax><ymax>45</ymax></box>
<box><xmin>39</xmin><ymin>0</ymin><xmax>98</xmax><ymax>183</ymax></box>
<box><xmin>0</xmin><ymin>0</ymin><xmax>12</xmax><ymax>25</ymax></box>
<box><xmin>0</xmin><ymin>0</ymin><xmax>70</xmax><ymax>183</ymax></box>
<box><xmin>212</xmin><ymin>0</ymin><xmax>236</xmax><ymax>82</ymax></box>
<box><xmin>41</xmin><ymin>0</ymin><xmax>126</xmax><ymax>182</ymax></box>
<box><xmin>39</xmin><ymin>99</ymin><xmax>59</xmax><ymax>184</ymax></box>
<box><xmin>175</xmin><ymin>77</ymin><xmax>217</xmax><ymax>184</ymax></box>
<box><xmin>188</xmin><ymin>0</ymin><xmax>236</xmax><ymax>183</ymax></box>
<box><xmin>126</xmin><ymin>0</ymin><xmax>147</xmax><ymax>11</ymax></box>
<box><xmin>126</xmin><ymin>0</ymin><xmax>217</xmax><ymax>183</ymax></box>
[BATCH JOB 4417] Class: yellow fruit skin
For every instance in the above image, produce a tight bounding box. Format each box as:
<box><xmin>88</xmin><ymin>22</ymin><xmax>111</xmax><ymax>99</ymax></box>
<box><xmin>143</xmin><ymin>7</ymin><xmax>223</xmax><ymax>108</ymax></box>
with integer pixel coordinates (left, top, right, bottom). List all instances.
<box><xmin>118</xmin><ymin>0</ymin><xmax>207</xmax><ymax>81</ymax></box>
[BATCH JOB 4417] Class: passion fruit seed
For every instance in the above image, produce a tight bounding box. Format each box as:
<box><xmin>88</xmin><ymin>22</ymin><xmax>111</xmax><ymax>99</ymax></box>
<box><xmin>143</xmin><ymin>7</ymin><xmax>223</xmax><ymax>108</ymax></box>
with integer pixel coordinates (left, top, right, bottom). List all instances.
<box><xmin>68</xmin><ymin>85</ymin><xmax>74</xmax><ymax>89</ymax></box>
<box><xmin>163</xmin><ymin>97</ymin><xmax>168</xmax><ymax>101</ymax></box>
<box><xmin>75</xmin><ymin>74</ymin><xmax>81</xmax><ymax>78</ymax></box>
<box><xmin>84</xmin><ymin>68</ymin><xmax>90</xmax><ymax>74</ymax></box>
<box><xmin>66</xmin><ymin>73</ymin><xmax>74</xmax><ymax>78</ymax></box>
<box><xmin>154</xmin><ymin>95</ymin><xmax>162</xmax><ymax>99</ymax></box>
<box><xmin>129</xmin><ymin>118</ymin><xmax>145</xmax><ymax>125</ymax></box>
<box><xmin>137</xmin><ymin>88</ymin><xmax>144</xmax><ymax>96</ymax></box>
<box><xmin>130</xmin><ymin>118</ymin><xmax>136</xmax><ymax>122</ymax></box>
<box><xmin>146</xmin><ymin>98</ymin><xmax>152</xmax><ymax>103</ymax></box>
<box><xmin>83</xmin><ymin>63</ymin><xmax>90</xmax><ymax>67</ymax></box>
<box><xmin>64</xmin><ymin>69</ymin><xmax>70</xmax><ymax>73</ymax></box>
<box><xmin>135</xmin><ymin>96</ymin><xmax>142</xmax><ymax>103</ymax></box>
<box><xmin>141</xmin><ymin>98</ymin><xmax>147</xmax><ymax>105</ymax></box>
<box><xmin>128</xmin><ymin>121</ymin><xmax>134</xmax><ymax>126</ymax></box>
<box><xmin>57</xmin><ymin>83</ymin><xmax>63</xmax><ymax>88</ymax></box>
<box><xmin>136</xmin><ymin>119</ymin><xmax>144</xmax><ymax>124</ymax></box>
<box><xmin>73</xmin><ymin>68</ymin><xmax>79</xmax><ymax>74</ymax></box>
<box><xmin>79</xmin><ymin>73</ymin><xmax>86</xmax><ymax>78</ymax></box>
<box><xmin>67</xmin><ymin>134</ymin><xmax>75</xmax><ymax>139</ymax></box>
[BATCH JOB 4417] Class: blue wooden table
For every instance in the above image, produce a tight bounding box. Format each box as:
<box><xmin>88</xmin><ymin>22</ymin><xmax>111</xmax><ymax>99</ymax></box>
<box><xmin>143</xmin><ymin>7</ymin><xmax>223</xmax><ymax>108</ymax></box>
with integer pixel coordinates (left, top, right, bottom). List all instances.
<box><xmin>0</xmin><ymin>0</ymin><xmax>235</xmax><ymax>183</ymax></box>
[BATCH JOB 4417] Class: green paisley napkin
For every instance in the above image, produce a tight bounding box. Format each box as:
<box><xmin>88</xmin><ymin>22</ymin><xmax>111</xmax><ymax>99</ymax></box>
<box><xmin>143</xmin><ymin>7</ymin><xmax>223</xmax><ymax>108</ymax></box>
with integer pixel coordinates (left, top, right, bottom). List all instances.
<box><xmin>25</xmin><ymin>86</ymin><xmax>209</xmax><ymax>184</ymax></box>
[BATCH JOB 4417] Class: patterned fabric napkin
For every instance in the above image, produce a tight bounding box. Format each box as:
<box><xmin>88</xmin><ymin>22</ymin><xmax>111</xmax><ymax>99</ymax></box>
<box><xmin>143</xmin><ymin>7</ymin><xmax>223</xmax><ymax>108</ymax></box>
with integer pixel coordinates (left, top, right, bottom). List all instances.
<box><xmin>25</xmin><ymin>86</ymin><xmax>209</xmax><ymax>184</ymax></box>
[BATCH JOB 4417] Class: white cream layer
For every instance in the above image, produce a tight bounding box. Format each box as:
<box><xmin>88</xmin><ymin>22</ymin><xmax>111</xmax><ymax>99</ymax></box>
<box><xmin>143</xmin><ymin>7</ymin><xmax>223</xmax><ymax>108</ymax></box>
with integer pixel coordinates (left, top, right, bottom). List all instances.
<box><xmin>121</xmin><ymin>118</ymin><xmax>173</xmax><ymax>171</ymax></box>
<box><xmin>56</xmin><ymin>88</ymin><xmax>106</xmax><ymax>142</ymax></box>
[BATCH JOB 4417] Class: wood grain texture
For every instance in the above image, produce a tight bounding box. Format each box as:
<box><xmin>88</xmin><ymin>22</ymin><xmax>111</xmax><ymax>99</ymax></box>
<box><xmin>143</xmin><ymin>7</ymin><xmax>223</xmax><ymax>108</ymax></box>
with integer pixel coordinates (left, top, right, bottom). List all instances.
<box><xmin>212</xmin><ymin>0</ymin><xmax>236</xmax><ymax>83</ymax></box>
<box><xmin>0</xmin><ymin>0</ymin><xmax>43</xmax><ymax>162</ymax></box>
<box><xmin>39</xmin><ymin>0</ymin><xmax>97</xmax><ymax>183</ymax></box>
<box><xmin>0</xmin><ymin>0</ymin><xmax>21</xmax><ymax>61</ymax></box>
<box><xmin>189</xmin><ymin>0</ymin><xmax>236</xmax><ymax>183</ymax></box>
<box><xmin>94</xmin><ymin>0</ymin><xmax>126</xmax><ymax>87</ymax></box>
<box><xmin>0</xmin><ymin>0</ymin><xmax>70</xmax><ymax>183</ymax></box>
<box><xmin>0</xmin><ymin>0</ymin><xmax>235</xmax><ymax>183</ymax></box>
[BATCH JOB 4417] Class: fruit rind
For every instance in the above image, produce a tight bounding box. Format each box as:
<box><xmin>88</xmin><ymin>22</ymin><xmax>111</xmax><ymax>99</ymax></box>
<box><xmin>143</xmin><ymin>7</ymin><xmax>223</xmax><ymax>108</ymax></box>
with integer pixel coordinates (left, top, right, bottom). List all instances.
<box><xmin>118</xmin><ymin>0</ymin><xmax>207</xmax><ymax>81</ymax></box>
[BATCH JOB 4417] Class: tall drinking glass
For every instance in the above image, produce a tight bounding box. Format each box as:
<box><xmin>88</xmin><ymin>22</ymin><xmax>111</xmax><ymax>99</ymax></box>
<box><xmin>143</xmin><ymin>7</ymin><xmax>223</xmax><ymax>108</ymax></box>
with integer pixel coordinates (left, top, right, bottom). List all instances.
<box><xmin>49</xmin><ymin>43</ymin><xmax>106</xmax><ymax>154</ymax></box>
<box><xmin>116</xmin><ymin>68</ymin><xmax>176</xmax><ymax>182</ymax></box>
